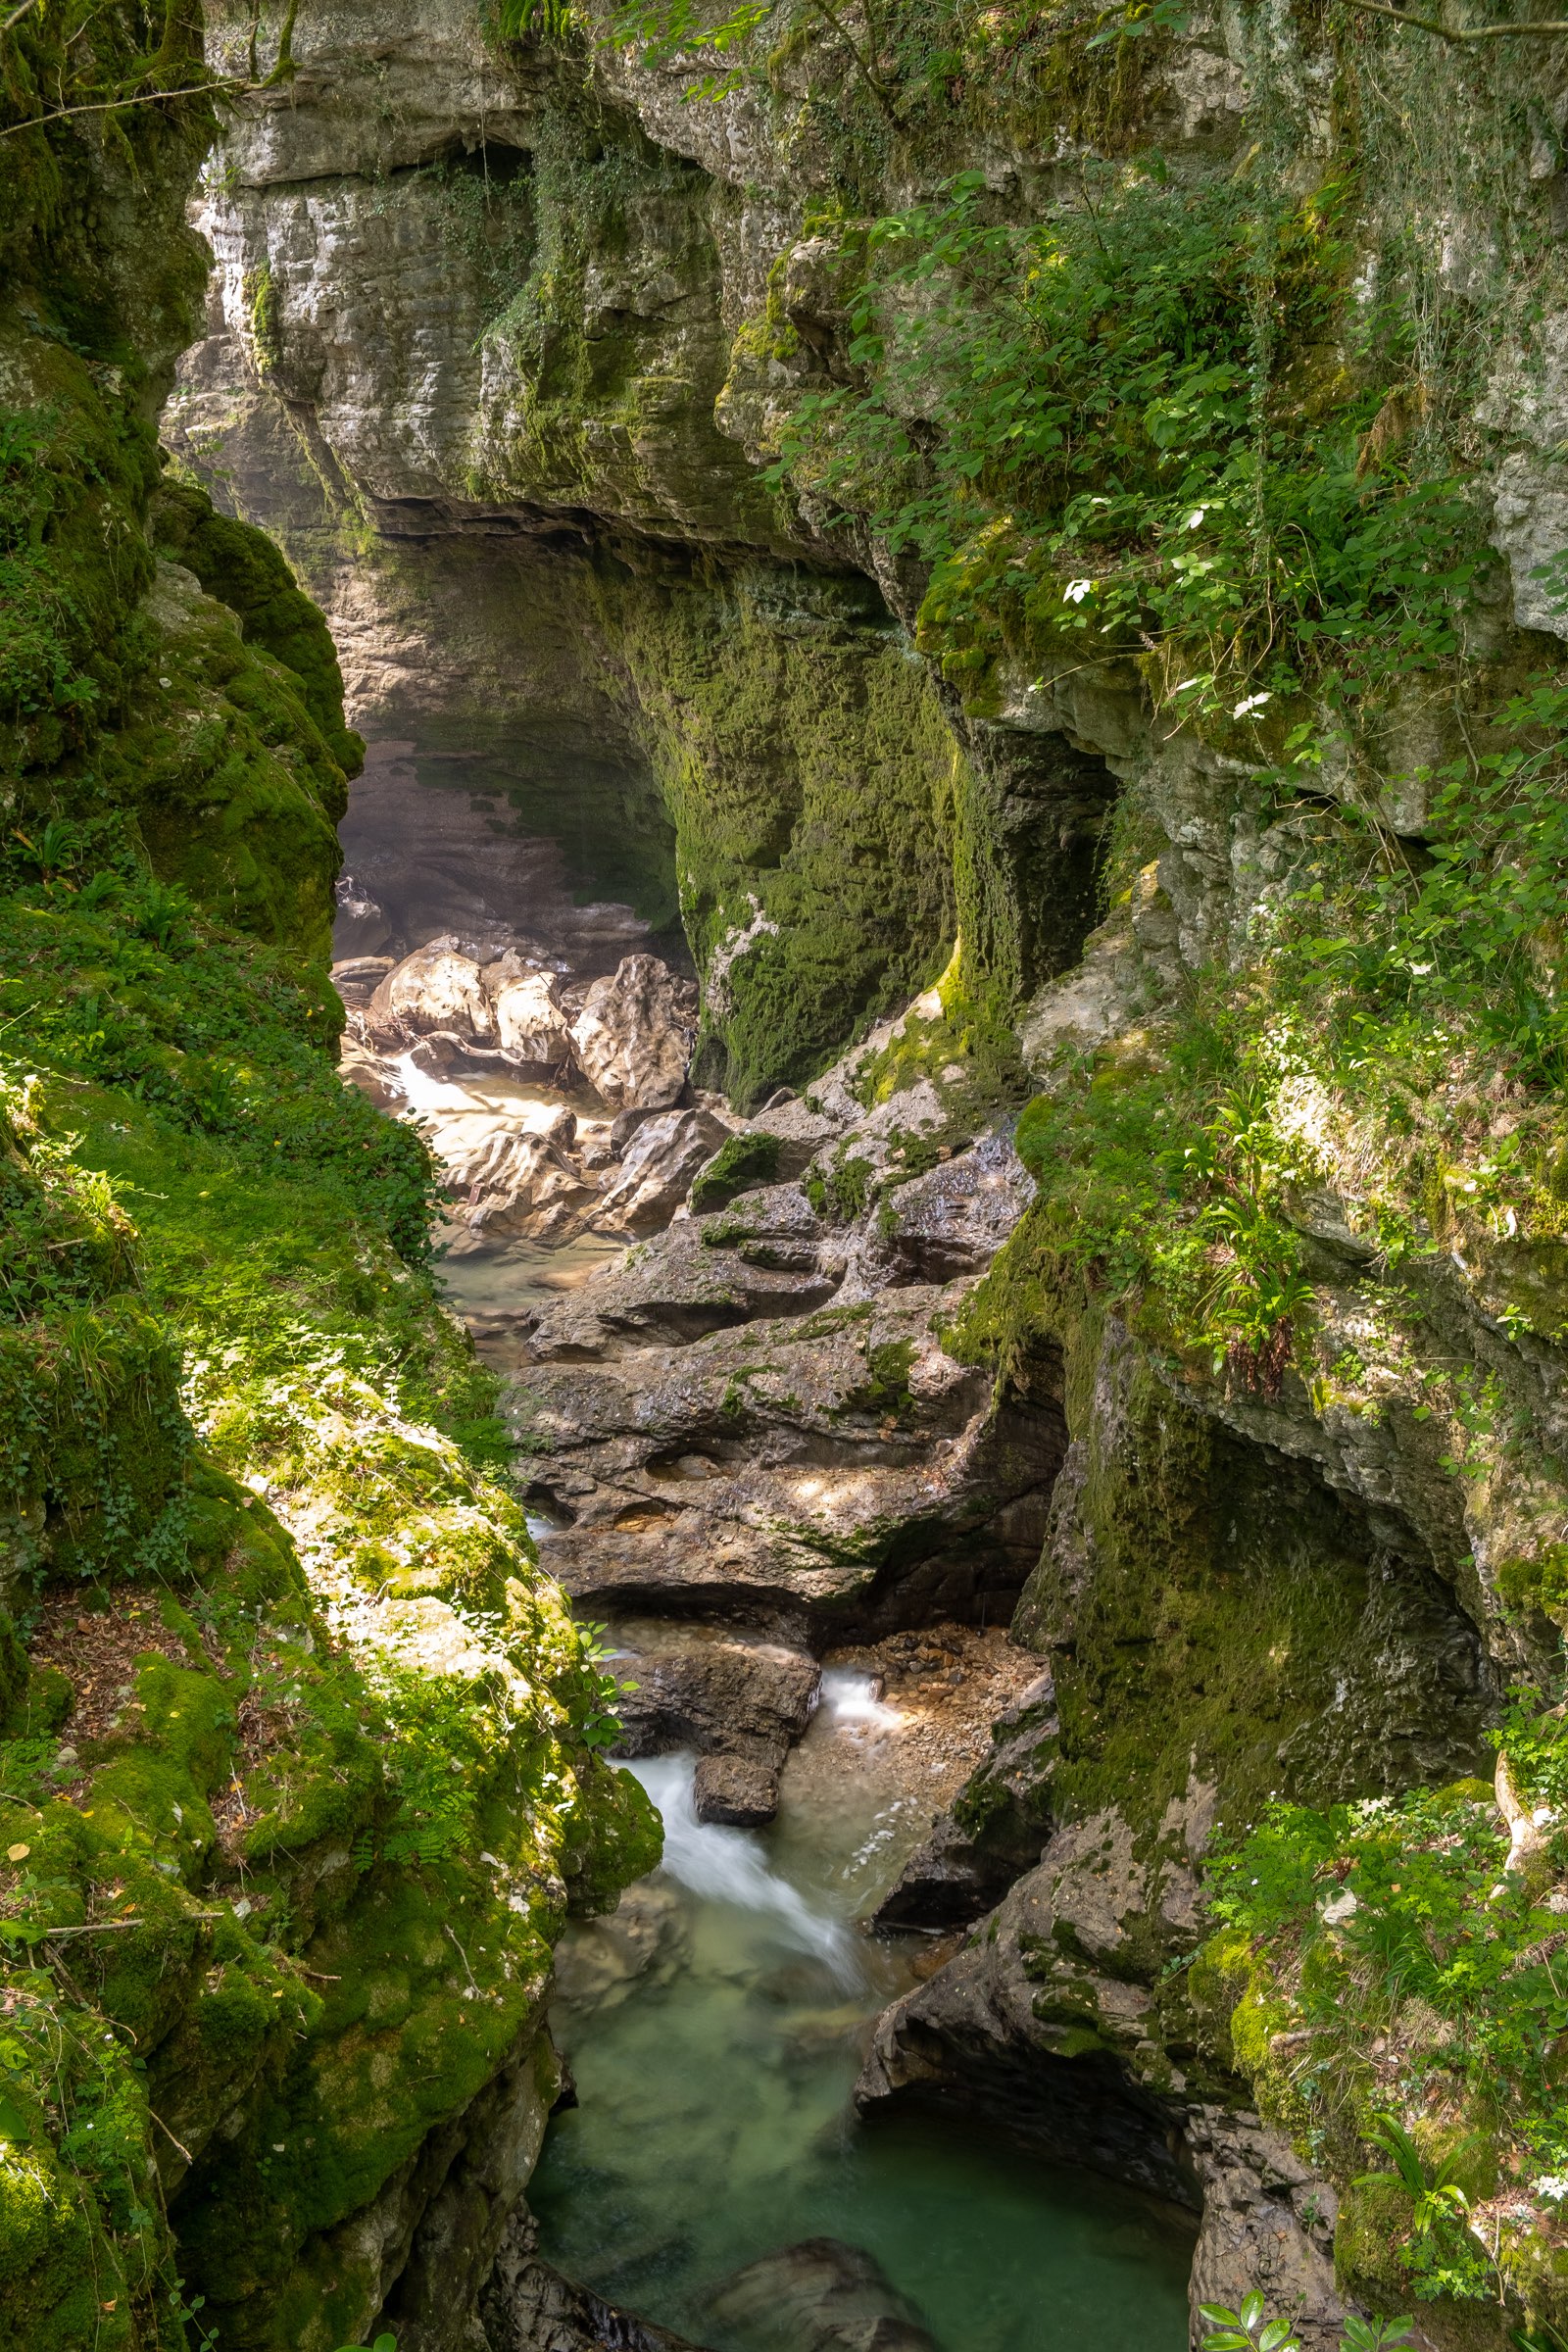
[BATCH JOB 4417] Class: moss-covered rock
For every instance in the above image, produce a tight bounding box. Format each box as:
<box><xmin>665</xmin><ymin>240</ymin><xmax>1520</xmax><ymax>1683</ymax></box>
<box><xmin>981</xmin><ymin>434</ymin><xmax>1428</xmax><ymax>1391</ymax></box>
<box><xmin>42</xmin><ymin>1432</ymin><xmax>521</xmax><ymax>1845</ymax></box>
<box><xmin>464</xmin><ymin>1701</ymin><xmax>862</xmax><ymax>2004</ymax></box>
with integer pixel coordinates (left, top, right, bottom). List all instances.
<box><xmin>150</xmin><ymin>478</ymin><xmax>365</xmax><ymax>780</ymax></box>
<box><xmin>0</xmin><ymin>31</ymin><xmax>661</xmax><ymax>2345</ymax></box>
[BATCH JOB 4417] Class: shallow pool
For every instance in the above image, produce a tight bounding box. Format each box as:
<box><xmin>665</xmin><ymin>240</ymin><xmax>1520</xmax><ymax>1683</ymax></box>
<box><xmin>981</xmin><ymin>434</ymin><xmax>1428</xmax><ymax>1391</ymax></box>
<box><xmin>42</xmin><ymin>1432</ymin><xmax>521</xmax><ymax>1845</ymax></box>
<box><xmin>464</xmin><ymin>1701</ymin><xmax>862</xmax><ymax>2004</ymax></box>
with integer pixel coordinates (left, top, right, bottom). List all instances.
<box><xmin>530</xmin><ymin>1674</ymin><xmax>1195</xmax><ymax>2352</ymax></box>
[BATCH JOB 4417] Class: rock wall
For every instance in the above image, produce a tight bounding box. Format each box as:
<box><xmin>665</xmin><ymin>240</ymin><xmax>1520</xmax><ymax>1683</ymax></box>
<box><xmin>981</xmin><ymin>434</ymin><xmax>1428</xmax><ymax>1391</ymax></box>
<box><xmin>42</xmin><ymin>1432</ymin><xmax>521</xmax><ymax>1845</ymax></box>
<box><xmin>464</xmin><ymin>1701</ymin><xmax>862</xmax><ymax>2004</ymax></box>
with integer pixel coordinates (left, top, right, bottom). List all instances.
<box><xmin>165</xmin><ymin>0</ymin><xmax>1123</xmax><ymax>1102</ymax></box>
<box><xmin>0</xmin><ymin>20</ymin><xmax>657</xmax><ymax>2349</ymax></box>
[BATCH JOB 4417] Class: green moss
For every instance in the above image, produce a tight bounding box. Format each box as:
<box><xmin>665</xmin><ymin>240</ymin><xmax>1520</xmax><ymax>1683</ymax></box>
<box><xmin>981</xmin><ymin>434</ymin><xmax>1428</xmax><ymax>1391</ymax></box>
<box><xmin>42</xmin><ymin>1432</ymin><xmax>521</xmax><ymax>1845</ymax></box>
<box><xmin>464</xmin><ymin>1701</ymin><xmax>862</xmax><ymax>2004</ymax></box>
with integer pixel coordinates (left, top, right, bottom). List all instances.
<box><xmin>560</xmin><ymin>1755</ymin><xmax>663</xmax><ymax>1915</ymax></box>
<box><xmin>955</xmin><ymin>1215</ymin><xmax>1493</xmax><ymax>1848</ymax></box>
<box><xmin>0</xmin><ymin>66</ymin><xmax>661</xmax><ymax>2346</ymax></box>
<box><xmin>244</xmin><ymin>263</ymin><xmax>282</xmax><ymax>376</ymax></box>
<box><xmin>599</xmin><ymin>562</ymin><xmax>960</xmax><ymax>1106</ymax></box>
<box><xmin>806</xmin><ymin>1148</ymin><xmax>876</xmax><ymax>1223</ymax></box>
<box><xmin>689</xmin><ymin>1129</ymin><xmax>782</xmax><ymax>1211</ymax></box>
<box><xmin>842</xmin><ymin>1336</ymin><xmax>917</xmax><ymax>1424</ymax></box>
<box><xmin>150</xmin><ymin>479</ymin><xmax>364</xmax><ymax>778</ymax></box>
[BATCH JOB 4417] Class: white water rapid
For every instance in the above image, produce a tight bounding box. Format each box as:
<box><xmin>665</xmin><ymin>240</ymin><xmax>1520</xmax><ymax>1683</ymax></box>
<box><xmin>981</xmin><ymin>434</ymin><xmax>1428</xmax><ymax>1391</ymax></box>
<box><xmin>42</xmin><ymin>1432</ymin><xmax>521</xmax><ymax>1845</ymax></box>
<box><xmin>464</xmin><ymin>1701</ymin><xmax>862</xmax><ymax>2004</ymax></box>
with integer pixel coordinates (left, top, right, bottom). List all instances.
<box><xmin>626</xmin><ymin>1752</ymin><xmax>862</xmax><ymax>1988</ymax></box>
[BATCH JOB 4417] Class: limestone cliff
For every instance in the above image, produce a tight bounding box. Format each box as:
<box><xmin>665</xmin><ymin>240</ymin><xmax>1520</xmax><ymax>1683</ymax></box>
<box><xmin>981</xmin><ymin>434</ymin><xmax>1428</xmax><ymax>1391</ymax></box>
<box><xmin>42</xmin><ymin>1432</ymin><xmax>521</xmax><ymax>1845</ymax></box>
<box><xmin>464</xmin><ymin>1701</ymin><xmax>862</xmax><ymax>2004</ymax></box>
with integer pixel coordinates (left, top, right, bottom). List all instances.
<box><xmin>166</xmin><ymin>0</ymin><xmax>1568</xmax><ymax>2337</ymax></box>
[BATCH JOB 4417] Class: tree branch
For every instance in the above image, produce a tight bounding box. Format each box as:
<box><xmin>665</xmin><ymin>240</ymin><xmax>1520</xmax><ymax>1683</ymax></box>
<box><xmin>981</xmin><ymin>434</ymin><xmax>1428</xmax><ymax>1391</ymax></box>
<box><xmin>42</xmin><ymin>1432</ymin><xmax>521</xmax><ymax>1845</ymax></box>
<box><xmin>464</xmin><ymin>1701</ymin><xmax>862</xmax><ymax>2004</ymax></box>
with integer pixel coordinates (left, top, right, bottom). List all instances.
<box><xmin>805</xmin><ymin>0</ymin><xmax>898</xmax><ymax>116</ymax></box>
<box><xmin>1340</xmin><ymin>0</ymin><xmax>1568</xmax><ymax>39</ymax></box>
<box><xmin>0</xmin><ymin>75</ymin><xmax>237</xmax><ymax>136</ymax></box>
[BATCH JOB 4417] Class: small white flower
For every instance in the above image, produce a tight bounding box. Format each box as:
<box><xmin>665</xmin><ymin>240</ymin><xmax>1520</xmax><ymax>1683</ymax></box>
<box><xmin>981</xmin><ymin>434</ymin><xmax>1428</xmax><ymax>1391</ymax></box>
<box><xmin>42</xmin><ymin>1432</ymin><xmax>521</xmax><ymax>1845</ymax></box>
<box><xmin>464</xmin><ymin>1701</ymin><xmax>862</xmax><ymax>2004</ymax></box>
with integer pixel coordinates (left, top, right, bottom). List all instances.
<box><xmin>1183</xmin><ymin>508</ymin><xmax>1207</xmax><ymax>530</ymax></box>
<box><xmin>1233</xmin><ymin>692</ymin><xmax>1272</xmax><ymax>719</ymax></box>
<box><xmin>1536</xmin><ymin>2175</ymin><xmax>1568</xmax><ymax>2202</ymax></box>
<box><xmin>1062</xmin><ymin>578</ymin><xmax>1095</xmax><ymax>605</ymax></box>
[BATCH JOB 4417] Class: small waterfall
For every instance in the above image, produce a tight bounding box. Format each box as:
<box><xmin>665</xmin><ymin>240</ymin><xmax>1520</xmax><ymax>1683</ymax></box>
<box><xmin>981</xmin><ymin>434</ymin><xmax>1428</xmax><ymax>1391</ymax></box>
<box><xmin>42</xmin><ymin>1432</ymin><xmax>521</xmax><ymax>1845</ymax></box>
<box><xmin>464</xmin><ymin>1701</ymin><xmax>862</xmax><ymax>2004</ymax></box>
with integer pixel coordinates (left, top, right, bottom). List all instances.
<box><xmin>627</xmin><ymin>1753</ymin><xmax>862</xmax><ymax>1987</ymax></box>
<box><xmin>816</xmin><ymin>1665</ymin><xmax>904</xmax><ymax>1735</ymax></box>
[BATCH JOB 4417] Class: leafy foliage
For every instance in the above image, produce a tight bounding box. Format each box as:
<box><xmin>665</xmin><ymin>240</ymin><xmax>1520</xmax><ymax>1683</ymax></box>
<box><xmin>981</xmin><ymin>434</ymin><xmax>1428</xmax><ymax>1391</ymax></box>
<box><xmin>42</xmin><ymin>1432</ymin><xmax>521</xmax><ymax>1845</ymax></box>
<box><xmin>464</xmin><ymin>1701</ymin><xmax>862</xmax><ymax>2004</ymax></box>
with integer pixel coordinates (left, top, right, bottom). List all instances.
<box><xmin>1201</xmin><ymin>1731</ymin><xmax>1568</xmax><ymax>2303</ymax></box>
<box><xmin>767</xmin><ymin>168</ymin><xmax>1482</xmax><ymax>723</ymax></box>
<box><xmin>1200</xmin><ymin>2296</ymin><xmax>1412</xmax><ymax>2352</ymax></box>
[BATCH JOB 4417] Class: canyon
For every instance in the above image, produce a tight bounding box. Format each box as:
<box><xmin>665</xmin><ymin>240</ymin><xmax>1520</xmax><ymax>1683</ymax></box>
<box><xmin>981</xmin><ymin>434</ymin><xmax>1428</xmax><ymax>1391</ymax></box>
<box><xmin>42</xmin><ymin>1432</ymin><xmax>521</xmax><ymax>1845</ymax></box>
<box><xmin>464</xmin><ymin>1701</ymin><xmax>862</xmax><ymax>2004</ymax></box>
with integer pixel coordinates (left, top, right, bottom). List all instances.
<box><xmin>8</xmin><ymin>0</ymin><xmax>1568</xmax><ymax>2341</ymax></box>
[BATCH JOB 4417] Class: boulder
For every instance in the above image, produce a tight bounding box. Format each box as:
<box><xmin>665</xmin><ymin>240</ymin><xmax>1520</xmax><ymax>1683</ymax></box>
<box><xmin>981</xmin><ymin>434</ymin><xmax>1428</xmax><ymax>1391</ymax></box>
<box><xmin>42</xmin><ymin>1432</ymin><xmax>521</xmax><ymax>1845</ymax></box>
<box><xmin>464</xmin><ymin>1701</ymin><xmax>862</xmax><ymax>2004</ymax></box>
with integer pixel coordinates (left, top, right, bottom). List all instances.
<box><xmin>707</xmin><ymin>2241</ymin><xmax>938</xmax><ymax>2352</ymax></box>
<box><xmin>331</xmin><ymin>954</ymin><xmax>395</xmax><ymax>1006</ymax></box>
<box><xmin>440</xmin><ymin>1113</ymin><xmax>579</xmax><ymax>1198</ymax></box>
<box><xmin>610</xmin><ymin>1102</ymin><xmax>659</xmax><ymax>1155</ymax></box>
<box><xmin>482</xmin><ymin>945</ymin><xmax>560</xmax><ymax>994</ymax></box>
<box><xmin>461</xmin><ymin>1134</ymin><xmax>602</xmax><ymax>1246</ymax></box>
<box><xmin>612</xmin><ymin>1622</ymin><xmax>819</xmax><ymax>1765</ymax></box>
<box><xmin>569</xmin><ymin>955</ymin><xmax>694</xmax><ymax>1110</ymax></box>
<box><xmin>367</xmin><ymin>937</ymin><xmax>496</xmax><ymax>1049</ymax></box>
<box><xmin>494</xmin><ymin>969</ymin><xmax>576</xmax><ymax>1072</ymax></box>
<box><xmin>692</xmin><ymin>1752</ymin><xmax>780</xmax><ymax>1828</ymax></box>
<box><xmin>596</xmin><ymin>1108</ymin><xmax>728</xmax><ymax>1233</ymax></box>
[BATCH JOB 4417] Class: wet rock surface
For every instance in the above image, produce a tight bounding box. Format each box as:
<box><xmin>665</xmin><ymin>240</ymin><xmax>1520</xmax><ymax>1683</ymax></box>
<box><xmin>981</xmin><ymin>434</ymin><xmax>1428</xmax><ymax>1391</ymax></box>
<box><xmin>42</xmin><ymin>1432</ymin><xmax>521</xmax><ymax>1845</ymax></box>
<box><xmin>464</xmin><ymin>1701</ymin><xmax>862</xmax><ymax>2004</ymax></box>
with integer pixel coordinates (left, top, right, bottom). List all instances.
<box><xmin>509</xmin><ymin>1281</ymin><xmax>1059</xmax><ymax>1636</ymax></box>
<box><xmin>706</xmin><ymin>2239</ymin><xmax>939</xmax><ymax>2352</ymax></box>
<box><xmin>486</xmin><ymin>1017</ymin><xmax>1052</xmax><ymax>1639</ymax></box>
<box><xmin>483</xmin><ymin>2204</ymin><xmax>710</xmax><ymax>2352</ymax></box>
<box><xmin>607</xmin><ymin>1619</ymin><xmax>820</xmax><ymax>1777</ymax></box>
<box><xmin>692</xmin><ymin>1751</ymin><xmax>780</xmax><ymax>1827</ymax></box>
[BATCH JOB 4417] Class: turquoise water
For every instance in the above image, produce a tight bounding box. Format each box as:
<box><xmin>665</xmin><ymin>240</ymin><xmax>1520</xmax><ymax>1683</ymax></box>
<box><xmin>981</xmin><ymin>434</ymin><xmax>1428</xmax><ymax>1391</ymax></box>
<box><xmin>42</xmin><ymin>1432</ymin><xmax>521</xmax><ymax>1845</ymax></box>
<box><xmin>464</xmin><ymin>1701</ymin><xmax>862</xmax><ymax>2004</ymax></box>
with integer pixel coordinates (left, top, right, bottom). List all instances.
<box><xmin>530</xmin><ymin>1681</ymin><xmax>1194</xmax><ymax>2352</ymax></box>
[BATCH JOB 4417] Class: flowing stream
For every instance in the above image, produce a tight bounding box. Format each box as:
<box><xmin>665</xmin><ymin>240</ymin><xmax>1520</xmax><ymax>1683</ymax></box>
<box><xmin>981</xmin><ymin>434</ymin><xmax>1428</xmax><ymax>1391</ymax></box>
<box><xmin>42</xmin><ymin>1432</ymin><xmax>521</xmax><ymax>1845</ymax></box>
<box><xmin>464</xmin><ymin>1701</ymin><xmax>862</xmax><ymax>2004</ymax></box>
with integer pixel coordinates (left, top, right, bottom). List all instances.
<box><xmin>379</xmin><ymin>909</ymin><xmax>1196</xmax><ymax>2352</ymax></box>
<box><xmin>528</xmin><ymin>1671</ymin><xmax>1195</xmax><ymax>2352</ymax></box>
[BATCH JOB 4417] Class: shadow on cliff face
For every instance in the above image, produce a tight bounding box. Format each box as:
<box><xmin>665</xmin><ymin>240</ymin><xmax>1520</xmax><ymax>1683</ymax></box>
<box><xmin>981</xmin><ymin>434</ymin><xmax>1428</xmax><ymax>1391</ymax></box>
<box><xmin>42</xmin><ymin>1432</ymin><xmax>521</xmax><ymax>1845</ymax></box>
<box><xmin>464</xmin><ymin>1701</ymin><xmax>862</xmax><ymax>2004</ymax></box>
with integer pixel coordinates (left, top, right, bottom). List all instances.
<box><xmin>336</xmin><ymin>734</ymin><xmax>692</xmax><ymax>977</ymax></box>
